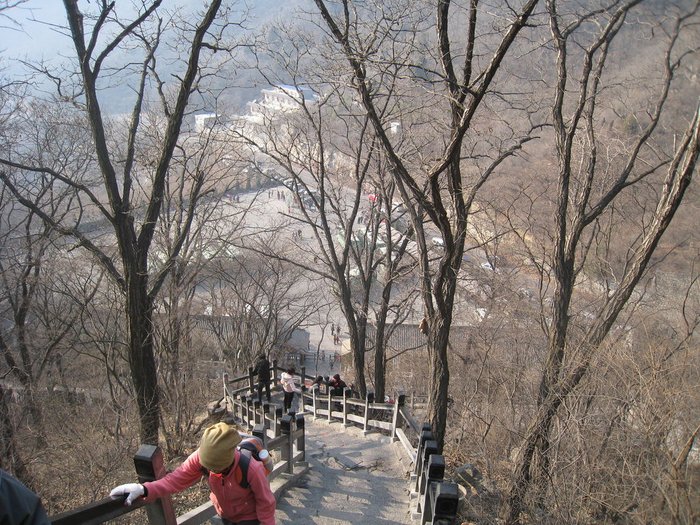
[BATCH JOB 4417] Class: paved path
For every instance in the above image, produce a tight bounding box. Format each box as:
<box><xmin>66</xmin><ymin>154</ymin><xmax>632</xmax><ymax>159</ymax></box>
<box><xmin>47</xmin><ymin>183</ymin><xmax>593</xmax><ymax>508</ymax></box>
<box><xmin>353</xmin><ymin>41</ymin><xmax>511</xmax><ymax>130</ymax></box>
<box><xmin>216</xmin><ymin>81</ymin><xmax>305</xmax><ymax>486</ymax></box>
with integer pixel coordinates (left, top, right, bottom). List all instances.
<box><xmin>276</xmin><ymin>417</ymin><xmax>415</xmax><ymax>524</ymax></box>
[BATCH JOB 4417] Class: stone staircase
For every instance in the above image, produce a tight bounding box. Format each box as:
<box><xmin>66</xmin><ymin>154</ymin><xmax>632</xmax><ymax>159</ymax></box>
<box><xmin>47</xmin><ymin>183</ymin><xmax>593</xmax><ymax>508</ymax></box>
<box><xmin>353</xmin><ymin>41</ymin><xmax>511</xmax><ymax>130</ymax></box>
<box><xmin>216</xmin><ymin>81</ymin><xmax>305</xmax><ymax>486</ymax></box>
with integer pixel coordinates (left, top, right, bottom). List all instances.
<box><xmin>276</xmin><ymin>417</ymin><xmax>414</xmax><ymax>524</ymax></box>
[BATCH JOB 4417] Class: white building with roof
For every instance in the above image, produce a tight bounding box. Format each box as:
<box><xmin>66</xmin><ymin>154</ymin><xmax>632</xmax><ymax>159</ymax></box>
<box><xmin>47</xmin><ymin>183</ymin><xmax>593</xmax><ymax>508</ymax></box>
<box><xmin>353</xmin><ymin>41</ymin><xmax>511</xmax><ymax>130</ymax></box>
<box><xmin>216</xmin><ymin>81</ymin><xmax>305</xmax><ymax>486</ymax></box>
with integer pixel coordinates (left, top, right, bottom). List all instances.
<box><xmin>248</xmin><ymin>84</ymin><xmax>319</xmax><ymax>116</ymax></box>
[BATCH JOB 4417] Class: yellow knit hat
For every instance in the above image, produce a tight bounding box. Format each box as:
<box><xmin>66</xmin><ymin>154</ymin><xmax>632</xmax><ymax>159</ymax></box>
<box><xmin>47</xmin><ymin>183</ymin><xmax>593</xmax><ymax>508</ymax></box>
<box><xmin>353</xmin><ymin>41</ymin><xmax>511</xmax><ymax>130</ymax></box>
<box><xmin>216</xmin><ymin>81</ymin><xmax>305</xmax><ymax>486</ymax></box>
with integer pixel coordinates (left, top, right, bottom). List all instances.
<box><xmin>199</xmin><ymin>422</ymin><xmax>242</xmax><ymax>473</ymax></box>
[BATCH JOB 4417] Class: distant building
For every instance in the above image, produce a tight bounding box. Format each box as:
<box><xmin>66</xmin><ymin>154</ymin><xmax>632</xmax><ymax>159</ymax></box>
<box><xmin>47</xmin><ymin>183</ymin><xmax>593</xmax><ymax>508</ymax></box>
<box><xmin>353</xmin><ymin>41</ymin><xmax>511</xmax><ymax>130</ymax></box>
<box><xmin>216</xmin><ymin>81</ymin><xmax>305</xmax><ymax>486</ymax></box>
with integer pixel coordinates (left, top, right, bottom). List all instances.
<box><xmin>248</xmin><ymin>84</ymin><xmax>319</xmax><ymax>116</ymax></box>
<box><xmin>194</xmin><ymin>112</ymin><xmax>218</xmax><ymax>133</ymax></box>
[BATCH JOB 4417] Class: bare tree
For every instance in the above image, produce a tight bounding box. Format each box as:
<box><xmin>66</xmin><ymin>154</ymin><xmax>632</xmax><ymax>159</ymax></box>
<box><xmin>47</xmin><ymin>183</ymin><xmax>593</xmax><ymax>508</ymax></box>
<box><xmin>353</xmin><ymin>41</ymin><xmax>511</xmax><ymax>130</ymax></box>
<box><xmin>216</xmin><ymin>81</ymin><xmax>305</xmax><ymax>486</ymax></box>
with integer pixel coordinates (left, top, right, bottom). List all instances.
<box><xmin>233</xmin><ymin>58</ymin><xmax>416</xmax><ymax>397</ymax></box>
<box><xmin>312</xmin><ymin>0</ymin><xmax>541</xmax><ymax>447</ymax></box>
<box><xmin>0</xmin><ymin>1</ymin><xmax>26</xmax><ymax>32</ymax></box>
<box><xmin>201</xmin><ymin>243</ymin><xmax>319</xmax><ymax>369</ymax></box>
<box><xmin>0</xmin><ymin>0</ymin><xmax>242</xmax><ymax>444</ymax></box>
<box><xmin>502</xmin><ymin>1</ymin><xmax>700</xmax><ymax>522</ymax></box>
<box><xmin>0</xmin><ymin>100</ymin><xmax>101</xmax><ymax>453</ymax></box>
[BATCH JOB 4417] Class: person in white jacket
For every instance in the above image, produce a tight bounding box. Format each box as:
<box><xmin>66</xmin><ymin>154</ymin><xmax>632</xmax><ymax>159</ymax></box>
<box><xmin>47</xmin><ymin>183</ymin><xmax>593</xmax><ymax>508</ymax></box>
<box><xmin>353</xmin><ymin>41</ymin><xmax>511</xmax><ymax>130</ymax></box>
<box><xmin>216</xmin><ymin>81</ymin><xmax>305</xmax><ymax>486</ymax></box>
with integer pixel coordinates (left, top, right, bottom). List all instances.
<box><xmin>279</xmin><ymin>367</ymin><xmax>301</xmax><ymax>412</ymax></box>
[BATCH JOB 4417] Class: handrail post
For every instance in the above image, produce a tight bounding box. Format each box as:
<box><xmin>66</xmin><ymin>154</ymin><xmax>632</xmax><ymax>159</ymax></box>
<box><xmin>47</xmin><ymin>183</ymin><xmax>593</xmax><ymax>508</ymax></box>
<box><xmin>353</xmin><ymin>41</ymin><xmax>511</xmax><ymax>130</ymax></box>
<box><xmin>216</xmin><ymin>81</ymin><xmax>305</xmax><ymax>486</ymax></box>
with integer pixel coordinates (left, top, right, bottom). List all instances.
<box><xmin>424</xmin><ymin>481</ymin><xmax>459</xmax><ymax>525</ymax></box>
<box><xmin>342</xmin><ymin>388</ymin><xmax>350</xmax><ymax>427</ymax></box>
<box><xmin>414</xmin><ymin>424</ymin><xmax>433</xmax><ymax>477</ymax></box>
<box><xmin>231</xmin><ymin>395</ymin><xmax>239</xmax><ymax>422</ymax></box>
<box><xmin>133</xmin><ymin>445</ymin><xmax>176</xmax><ymax>525</ymax></box>
<box><xmin>327</xmin><ymin>390</ymin><xmax>332</xmax><ymax>424</ymax></box>
<box><xmin>266</xmin><ymin>360</ymin><xmax>272</xmax><ymax>399</ymax></box>
<box><xmin>295</xmin><ymin>413</ymin><xmax>305</xmax><ymax>462</ymax></box>
<box><xmin>253</xmin><ymin>400</ymin><xmax>261</xmax><ymax>426</ymax></box>
<box><xmin>273</xmin><ymin>407</ymin><xmax>283</xmax><ymax>437</ymax></box>
<box><xmin>253</xmin><ymin>424</ymin><xmax>266</xmax><ymax>445</ymax></box>
<box><xmin>272</xmin><ymin>359</ymin><xmax>278</xmax><ymax>387</ymax></box>
<box><xmin>222</xmin><ymin>372</ymin><xmax>229</xmax><ymax>413</ymax></box>
<box><xmin>246</xmin><ymin>397</ymin><xmax>254</xmax><ymax>429</ymax></box>
<box><xmin>239</xmin><ymin>395</ymin><xmax>246</xmax><ymax>425</ymax></box>
<box><xmin>391</xmin><ymin>393</ymin><xmax>405</xmax><ymax>441</ymax></box>
<box><xmin>263</xmin><ymin>403</ymin><xmax>271</xmax><ymax>430</ymax></box>
<box><xmin>300</xmin><ymin>385</ymin><xmax>308</xmax><ymax>413</ymax></box>
<box><xmin>418</xmin><ymin>454</ymin><xmax>445</xmax><ymax>512</ymax></box>
<box><xmin>363</xmin><ymin>392</ymin><xmax>374</xmax><ymax>435</ymax></box>
<box><xmin>280</xmin><ymin>415</ymin><xmax>293</xmax><ymax>474</ymax></box>
<box><xmin>415</xmin><ymin>439</ymin><xmax>438</xmax><ymax>493</ymax></box>
<box><xmin>240</xmin><ymin>395</ymin><xmax>247</xmax><ymax>427</ymax></box>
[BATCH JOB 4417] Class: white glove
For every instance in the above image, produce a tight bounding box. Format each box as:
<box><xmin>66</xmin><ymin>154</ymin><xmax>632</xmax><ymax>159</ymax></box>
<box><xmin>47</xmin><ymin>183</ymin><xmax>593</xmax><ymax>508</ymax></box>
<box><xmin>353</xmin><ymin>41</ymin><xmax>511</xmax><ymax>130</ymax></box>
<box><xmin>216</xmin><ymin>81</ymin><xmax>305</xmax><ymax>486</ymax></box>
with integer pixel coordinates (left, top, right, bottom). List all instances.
<box><xmin>110</xmin><ymin>483</ymin><xmax>145</xmax><ymax>505</ymax></box>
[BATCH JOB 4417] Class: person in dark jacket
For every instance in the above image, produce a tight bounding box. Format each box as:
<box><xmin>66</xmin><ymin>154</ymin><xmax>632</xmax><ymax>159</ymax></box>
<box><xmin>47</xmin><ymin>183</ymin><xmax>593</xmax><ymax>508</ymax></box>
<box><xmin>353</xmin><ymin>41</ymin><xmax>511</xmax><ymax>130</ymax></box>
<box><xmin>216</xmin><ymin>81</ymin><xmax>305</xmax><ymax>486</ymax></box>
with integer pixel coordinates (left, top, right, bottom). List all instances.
<box><xmin>0</xmin><ymin>469</ymin><xmax>50</xmax><ymax>525</ymax></box>
<box><xmin>328</xmin><ymin>373</ymin><xmax>347</xmax><ymax>396</ymax></box>
<box><xmin>253</xmin><ymin>353</ymin><xmax>272</xmax><ymax>403</ymax></box>
<box><xmin>313</xmin><ymin>375</ymin><xmax>325</xmax><ymax>392</ymax></box>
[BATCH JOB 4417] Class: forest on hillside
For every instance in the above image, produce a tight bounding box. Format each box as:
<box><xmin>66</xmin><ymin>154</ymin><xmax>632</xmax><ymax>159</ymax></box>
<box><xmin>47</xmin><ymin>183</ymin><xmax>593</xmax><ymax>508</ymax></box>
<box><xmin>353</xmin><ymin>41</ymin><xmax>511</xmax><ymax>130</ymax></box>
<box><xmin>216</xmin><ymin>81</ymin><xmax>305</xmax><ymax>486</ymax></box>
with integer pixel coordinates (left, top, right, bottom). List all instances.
<box><xmin>0</xmin><ymin>0</ymin><xmax>698</xmax><ymax>523</ymax></box>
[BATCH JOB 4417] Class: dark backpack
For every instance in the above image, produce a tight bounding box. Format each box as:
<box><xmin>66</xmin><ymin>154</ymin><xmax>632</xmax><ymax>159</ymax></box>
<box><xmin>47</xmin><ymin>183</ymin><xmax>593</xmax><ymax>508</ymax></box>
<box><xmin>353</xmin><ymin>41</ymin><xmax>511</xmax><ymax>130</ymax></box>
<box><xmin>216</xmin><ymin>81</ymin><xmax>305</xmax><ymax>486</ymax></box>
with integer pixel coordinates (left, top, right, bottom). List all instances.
<box><xmin>237</xmin><ymin>439</ymin><xmax>270</xmax><ymax>488</ymax></box>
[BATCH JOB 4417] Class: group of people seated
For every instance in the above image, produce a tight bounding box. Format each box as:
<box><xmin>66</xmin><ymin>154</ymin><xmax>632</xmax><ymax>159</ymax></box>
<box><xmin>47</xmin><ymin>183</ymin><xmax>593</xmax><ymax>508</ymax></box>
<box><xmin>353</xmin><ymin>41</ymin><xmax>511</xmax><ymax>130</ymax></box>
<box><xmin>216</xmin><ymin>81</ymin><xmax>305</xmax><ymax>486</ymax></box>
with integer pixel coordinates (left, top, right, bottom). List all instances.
<box><xmin>313</xmin><ymin>373</ymin><xmax>348</xmax><ymax>396</ymax></box>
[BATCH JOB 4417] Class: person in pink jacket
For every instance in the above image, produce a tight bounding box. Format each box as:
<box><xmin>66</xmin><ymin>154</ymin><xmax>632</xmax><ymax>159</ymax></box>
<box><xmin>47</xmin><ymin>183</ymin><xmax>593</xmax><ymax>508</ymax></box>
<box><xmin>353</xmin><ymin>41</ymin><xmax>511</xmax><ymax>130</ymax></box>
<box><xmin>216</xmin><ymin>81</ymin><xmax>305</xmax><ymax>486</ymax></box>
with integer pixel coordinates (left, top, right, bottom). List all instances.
<box><xmin>110</xmin><ymin>422</ymin><xmax>276</xmax><ymax>525</ymax></box>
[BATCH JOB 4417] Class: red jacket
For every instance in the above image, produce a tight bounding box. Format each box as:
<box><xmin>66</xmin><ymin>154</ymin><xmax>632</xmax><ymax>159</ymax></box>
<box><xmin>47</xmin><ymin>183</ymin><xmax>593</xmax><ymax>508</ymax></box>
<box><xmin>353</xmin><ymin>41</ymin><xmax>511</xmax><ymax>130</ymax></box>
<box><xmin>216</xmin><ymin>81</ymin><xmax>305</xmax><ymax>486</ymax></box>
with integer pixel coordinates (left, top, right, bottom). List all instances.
<box><xmin>143</xmin><ymin>449</ymin><xmax>276</xmax><ymax>525</ymax></box>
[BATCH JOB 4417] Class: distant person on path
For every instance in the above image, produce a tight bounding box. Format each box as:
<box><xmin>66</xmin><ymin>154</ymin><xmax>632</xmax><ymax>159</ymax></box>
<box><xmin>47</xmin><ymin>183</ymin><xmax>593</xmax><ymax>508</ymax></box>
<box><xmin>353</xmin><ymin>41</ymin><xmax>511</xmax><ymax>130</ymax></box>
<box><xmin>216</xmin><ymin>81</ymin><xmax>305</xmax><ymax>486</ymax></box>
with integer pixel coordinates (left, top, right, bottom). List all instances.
<box><xmin>328</xmin><ymin>374</ymin><xmax>347</xmax><ymax>396</ymax></box>
<box><xmin>0</xmin><ymin>469</ymin><xmax>50</xmax><ymax>525</ymax></box>
<box><xmin>110</xmin><ymin>422</ymin><xmax>276</xmax><ymax>525</ymax></box>
<box><xmin>279</xmin><ymin>367</ymin><xmax>301</xmax><ymax>412</ymax></box>
<box><xmin>253</xmin><ymin>353</ymin><xmax>272</xmax><ymax>404</ymax></box>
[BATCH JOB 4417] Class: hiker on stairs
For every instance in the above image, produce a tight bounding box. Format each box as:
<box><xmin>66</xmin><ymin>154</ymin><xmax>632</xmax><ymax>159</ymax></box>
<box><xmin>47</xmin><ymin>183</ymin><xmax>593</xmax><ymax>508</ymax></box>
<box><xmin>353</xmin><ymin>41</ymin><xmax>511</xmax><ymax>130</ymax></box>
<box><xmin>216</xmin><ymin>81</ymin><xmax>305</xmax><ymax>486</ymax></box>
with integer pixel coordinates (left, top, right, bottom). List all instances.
<box><xmin>110</xmin><ymin>422</ymin><xmax>276</xmax><ymax>525</ymax></box>
<box><xmin>279</xmin><ymin>367</ymin><xmax>301</xmax><ymax>412</ymax></box>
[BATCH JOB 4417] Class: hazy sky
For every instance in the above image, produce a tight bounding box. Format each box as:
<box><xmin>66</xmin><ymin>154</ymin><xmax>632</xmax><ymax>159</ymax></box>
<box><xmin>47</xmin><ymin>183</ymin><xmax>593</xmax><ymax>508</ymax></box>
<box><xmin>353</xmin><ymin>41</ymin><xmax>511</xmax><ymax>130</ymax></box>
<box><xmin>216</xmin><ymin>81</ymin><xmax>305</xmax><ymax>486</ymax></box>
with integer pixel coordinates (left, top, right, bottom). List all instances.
<box><xmin>1</xmin><ymin>0</ymin><xmax>298</xmax><ymax>74</ymax></box>
<box><xmin>2</xmin><ymin>2</ymin><xmax>214</xmax><ymax>67</ymax></box>
<box><xmin>1</xmin><ymin>1</ymin><xmax>302</xmax><ymax>113</ymax></box>
<box><xmin>2</xmin><ymin>2</ymin><xmax>68</xmax><ymax>67</ymax></box>
<box><xmin>2</xmin><ymin>1</ymin><xmax>261</xmax><ymax>111</ymax></box>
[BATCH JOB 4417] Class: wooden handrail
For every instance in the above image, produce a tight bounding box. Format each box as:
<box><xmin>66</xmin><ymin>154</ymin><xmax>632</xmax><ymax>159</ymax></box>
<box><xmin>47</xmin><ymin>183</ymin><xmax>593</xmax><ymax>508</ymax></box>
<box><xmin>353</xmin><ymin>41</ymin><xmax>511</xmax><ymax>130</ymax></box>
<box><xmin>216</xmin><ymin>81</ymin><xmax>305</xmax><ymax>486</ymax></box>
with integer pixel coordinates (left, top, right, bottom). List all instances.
<box><xmin>50</xmin><ymin>497</ymin><xmax>146</xmax><ymax>525</ymax></box>
<box><xmin>51</xmin><ymin>369</ymin><xmax>427</xmax><ymax>525</ymax></box>
<box><xmin>51</xmin><ymin>397</ymin><xmax>307</xmax><ymax>525</ymax></box>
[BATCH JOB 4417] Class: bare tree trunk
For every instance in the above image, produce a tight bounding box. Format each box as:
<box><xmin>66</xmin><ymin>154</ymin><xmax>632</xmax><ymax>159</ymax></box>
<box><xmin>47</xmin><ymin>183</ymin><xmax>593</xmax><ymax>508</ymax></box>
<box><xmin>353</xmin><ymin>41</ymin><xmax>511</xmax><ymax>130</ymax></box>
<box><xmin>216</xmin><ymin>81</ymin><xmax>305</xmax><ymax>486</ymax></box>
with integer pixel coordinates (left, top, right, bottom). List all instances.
<box><xmin>126</xmin><ymin>271</ymin><xmax>160</xmax><ymax>444</ymax></box>
<box><xmin>373</xmin><ymin>295</ymin><xmax>390</xmax><ymax>402</ymax></box>
<box><xmin>345</xmin><ymin>307</ymin><xmax>368</xmax><ymax>397</ymax></box>
<box><xmin>59</xmin><ymin>0</ymin><xmax>223</xmax><ymax>444</ymax></box>
<box><xmin>427</xmin><ymin>317</ymin><xmax>451</xmax><ymax>449</ymax></box>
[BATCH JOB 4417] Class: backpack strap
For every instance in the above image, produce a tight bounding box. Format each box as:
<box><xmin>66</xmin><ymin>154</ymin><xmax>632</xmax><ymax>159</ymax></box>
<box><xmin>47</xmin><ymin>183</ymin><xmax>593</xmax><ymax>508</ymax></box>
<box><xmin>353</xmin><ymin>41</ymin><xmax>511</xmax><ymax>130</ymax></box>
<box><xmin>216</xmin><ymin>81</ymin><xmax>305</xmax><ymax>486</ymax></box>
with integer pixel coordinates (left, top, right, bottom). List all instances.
<box><xmin>237</xmin><ymin>448</ymin><xmax>251</xmax><ymax>489</ymax></box>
